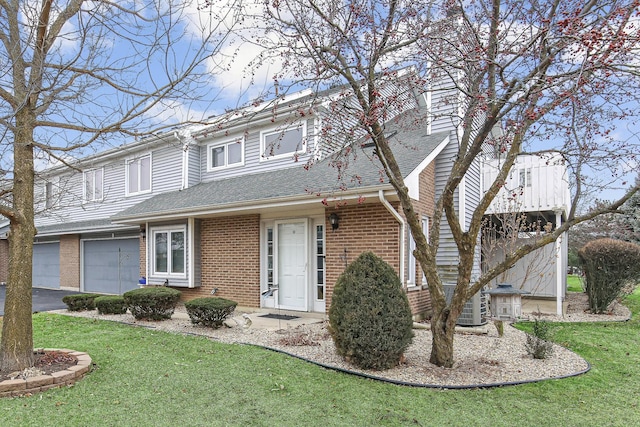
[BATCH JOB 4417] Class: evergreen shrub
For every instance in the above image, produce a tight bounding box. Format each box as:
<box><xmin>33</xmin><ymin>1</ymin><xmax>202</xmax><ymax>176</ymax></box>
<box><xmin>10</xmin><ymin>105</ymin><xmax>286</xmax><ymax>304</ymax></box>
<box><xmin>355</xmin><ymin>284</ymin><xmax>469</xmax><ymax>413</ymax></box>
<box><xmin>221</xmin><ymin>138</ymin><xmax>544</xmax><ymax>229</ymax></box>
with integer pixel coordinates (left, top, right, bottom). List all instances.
<box><xmin>123</xmin><ymin>287</ymin><xmax>181</xmax><ymax>320</ymax></box>
<box><xmin>328</xmin><ymin>252</ymin><xmax>414</xmax><ymax>370</ymax></box>
<box><xmin>185</xmin><ymin>297</ymin><xmax>238</xmax><ymax>328</ymax></box>
<box><xmin>578</xmin><ymin>238</ymin><xmax>640</xmax><ymax>313</ymax></box>
<box><xmin>62</xmin><ymin>293</ymin><xmax>102</xmax><ymax>311</ymax></box>
<box><xmin>94</xmin><ymin>295</ymin><xmax>127</xmax><ymax>315</ymax></box>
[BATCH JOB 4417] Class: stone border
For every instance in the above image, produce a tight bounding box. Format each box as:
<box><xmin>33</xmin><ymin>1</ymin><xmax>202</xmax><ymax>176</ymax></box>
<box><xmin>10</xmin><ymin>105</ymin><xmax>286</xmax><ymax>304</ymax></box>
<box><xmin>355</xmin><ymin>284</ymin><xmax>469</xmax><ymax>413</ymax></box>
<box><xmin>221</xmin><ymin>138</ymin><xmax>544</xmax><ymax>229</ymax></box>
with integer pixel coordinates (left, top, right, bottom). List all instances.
<box><xmin>0</xmin><ymin>349</ymin><xmax>92</xmax><ymax>397</ymax></box>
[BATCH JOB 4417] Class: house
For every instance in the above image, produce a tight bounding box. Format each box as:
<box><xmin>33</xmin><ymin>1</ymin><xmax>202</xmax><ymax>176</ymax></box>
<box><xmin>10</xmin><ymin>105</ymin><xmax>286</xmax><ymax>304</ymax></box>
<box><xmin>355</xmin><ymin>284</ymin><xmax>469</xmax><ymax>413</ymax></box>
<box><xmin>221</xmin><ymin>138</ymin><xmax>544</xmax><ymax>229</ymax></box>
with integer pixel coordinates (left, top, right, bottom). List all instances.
<box><xmin>0</xmin><ymin>73</ymin><xmax>567</xmax><ymax>320</ymax></box>
<box><xmin>0</xmin><ymin>79</ymin><xmax>478</xmax><ymax>321</ymax></box>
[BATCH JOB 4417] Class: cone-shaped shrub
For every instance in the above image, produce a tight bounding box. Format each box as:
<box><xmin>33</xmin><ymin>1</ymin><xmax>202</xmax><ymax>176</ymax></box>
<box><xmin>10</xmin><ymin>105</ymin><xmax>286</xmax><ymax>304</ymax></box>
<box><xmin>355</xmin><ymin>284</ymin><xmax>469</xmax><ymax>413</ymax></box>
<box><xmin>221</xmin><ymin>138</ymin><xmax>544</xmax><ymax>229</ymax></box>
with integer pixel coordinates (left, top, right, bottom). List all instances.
<box><xmin>328</xmin><ymin>252</ymin><xmax>414</xmax><ymax>370</ymax></box>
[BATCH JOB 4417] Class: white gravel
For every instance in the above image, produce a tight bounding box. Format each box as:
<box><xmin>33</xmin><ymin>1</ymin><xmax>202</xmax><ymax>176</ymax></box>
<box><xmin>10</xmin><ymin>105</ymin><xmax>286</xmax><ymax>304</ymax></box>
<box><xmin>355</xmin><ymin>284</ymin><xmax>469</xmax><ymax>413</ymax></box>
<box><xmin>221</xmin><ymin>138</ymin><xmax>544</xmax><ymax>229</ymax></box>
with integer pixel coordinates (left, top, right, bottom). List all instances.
<box><xmin>53</xmin><ymin>293</ymin><xmax>631</xmax><ymax>388</ymax></box>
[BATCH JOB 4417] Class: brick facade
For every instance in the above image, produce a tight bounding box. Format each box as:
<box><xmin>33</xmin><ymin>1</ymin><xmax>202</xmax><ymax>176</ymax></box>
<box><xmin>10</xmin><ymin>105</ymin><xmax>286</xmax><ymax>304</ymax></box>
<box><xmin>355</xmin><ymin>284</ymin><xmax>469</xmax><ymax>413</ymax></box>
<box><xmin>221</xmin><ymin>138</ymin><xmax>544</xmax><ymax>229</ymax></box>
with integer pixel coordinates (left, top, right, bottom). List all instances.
<box><xmin>325</xmin><ymin>202</ymin><xmax>401</xmax><ymax>310</ymax></box>
<box><xmin>59</xmin><ymin>235</ymin><xmax>80</xmax><ymax>290</ymax></box>
<box><xmin>179</xmin><ymin>215</ymin><xmax>261</xmax><ymax>307</ymax></box>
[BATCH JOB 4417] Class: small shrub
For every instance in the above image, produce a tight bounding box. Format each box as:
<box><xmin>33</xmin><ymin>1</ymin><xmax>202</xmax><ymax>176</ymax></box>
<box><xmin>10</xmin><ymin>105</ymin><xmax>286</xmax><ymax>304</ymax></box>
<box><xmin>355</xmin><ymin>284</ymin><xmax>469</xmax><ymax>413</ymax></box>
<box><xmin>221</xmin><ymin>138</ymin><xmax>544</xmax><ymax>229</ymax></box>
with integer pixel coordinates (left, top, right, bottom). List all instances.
<box><xmin>94</xmin><ymin>295</ymin><xmax>127</xmax><ymax>315</ymax></box>
<box><xmin>62</xmin><ymin>293</ymin><xmax>102</xmax><ymax>311</ymax></box>
<box><xmin>123</xmin><ymin>287</ymin><xmax>181</xmax><ymax>321</ymax></box>
<box><xmin>184</xmin><ymin>297</ymin><xmax>237</xmax><ymax>328</ymax></box>
<box><xmin>524</xmin><ymin>317</ymin><xmax>554</xmax><ymax>359</ymax></box>
<box><xmin>328</xmin><ymin>252</ymin><xmax>414</xmax><ymax>370</ymax></box>
<box><xmin>578</xmin><ymin>238</ymin><xmax>640</xmax><ymax>313</ymax></box>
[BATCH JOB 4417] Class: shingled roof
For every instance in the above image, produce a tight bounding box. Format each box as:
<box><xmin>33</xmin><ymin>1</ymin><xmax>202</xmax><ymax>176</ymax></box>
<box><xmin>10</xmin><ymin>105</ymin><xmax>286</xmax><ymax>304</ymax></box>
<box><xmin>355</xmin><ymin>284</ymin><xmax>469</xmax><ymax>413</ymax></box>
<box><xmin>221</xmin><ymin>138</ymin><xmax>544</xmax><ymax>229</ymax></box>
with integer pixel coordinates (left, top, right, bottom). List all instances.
<box><xmin>111</xmin><ymin>129</ymin><xmax>450</xmax><ymax>223</ymax></box>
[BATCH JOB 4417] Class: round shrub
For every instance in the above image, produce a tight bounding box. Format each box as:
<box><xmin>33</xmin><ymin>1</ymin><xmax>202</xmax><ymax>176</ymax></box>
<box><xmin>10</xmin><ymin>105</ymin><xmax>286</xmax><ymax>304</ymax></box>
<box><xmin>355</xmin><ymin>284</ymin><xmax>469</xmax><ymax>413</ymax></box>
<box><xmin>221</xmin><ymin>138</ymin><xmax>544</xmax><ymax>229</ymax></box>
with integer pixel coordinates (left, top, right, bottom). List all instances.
<box><xmin>62</xmin><ymin>293</ymin><xmax>102</xmax><ymax>311</ymax></box>
<box><xmin>185</xmin><ymin>297</ymin><xmax>238</xmax><ymax>328</ymax></box>
<box><xmin>578</xmin><ymin>238</ymin><xmax>640</xmax><ymax>313</ymax></box>
<box><xmin>328</xmin><ymin>251</ymin><xmax>414</xmax><ymax>370</ymax></box>
<box><xmin>94</xmin><ymin>295</ymin><xmax>127</xmax><ymax>315</ymax></box>
<box><xmin>123</xmin><ymin>287</ymin><xmax>182</xmax><ymax>320</ymax></box>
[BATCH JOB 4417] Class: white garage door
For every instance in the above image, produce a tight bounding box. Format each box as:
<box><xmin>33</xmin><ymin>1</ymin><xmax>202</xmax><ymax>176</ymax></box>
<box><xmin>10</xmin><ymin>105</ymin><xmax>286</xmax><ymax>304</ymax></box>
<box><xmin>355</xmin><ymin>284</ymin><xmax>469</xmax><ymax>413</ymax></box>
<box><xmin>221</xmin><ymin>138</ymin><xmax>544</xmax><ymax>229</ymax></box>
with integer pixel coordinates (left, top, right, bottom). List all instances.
<box><xmin>83</xmin><ymin>239</ymin><xmax>140</xmax><ymax>294</ymax></box>
<box><xmin>33</xmin><ymin>242</ymin><xmax>61</xmax><ymax>289</ymax></box>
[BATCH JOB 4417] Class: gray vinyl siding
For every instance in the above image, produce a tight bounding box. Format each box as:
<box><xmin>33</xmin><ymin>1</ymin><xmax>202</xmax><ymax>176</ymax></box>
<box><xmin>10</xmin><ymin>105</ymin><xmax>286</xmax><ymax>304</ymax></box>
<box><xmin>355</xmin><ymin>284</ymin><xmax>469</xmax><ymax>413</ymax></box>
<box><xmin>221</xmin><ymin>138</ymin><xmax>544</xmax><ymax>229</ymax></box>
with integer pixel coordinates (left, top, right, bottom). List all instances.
<box><xmin>199</xmin><ymin>117</ymin><xmax>317</xmax><ymax>183</ymax></box>
<box><xmin>434</xmin><ymin>134</ymin><xmax>462</xmax><ymax>283</ymax></box>
<box><xmin>187</xmin><ymin>144</ymin><xmax>201</xmax><ymax>188</ymax></box>
<box><xmin>34</xmin><ymin>141</ymin><xmax>184</xmax><ymax>230</ymax></box>
<box><xmin>430</xmin><ymin>73</ymin><xmax>461</xmax><ymax>134</ymax></box>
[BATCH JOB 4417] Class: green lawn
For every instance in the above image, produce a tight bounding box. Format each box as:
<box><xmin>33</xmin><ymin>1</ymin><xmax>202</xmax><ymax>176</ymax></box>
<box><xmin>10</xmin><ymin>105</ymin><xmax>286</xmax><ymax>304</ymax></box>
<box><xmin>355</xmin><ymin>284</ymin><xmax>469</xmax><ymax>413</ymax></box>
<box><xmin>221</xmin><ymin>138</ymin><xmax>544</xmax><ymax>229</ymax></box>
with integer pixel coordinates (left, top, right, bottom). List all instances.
<box><xmin>0</xmin><ymin>291</ymin><xmax>638</xmax><ymax>426</ymax></box>
<box><xmin>567</xmin><ymin>274</ymin><xmax>584</xmax><ymax>292</ymax></box>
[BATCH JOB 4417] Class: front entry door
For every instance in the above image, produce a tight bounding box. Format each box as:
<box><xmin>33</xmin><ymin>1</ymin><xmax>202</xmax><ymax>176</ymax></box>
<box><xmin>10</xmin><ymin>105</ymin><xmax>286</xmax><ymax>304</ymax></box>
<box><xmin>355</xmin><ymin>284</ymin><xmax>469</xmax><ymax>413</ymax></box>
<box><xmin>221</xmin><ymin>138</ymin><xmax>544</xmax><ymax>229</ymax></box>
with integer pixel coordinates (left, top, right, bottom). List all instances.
<box><xmin>276</xmin><ymin>221</ymin><xmax>307</xmax><ymax>310</ymax></box>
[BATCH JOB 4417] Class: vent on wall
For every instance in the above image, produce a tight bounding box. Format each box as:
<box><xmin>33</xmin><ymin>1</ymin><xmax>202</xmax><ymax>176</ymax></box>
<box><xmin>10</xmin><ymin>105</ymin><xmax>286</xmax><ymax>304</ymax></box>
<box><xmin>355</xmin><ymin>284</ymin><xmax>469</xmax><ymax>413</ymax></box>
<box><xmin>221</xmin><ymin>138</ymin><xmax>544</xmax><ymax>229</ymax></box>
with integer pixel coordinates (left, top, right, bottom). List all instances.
<box><xmin>443</xmin><ymin>284</ymin><xmax>488</xmax><ymax>326</ymax></box>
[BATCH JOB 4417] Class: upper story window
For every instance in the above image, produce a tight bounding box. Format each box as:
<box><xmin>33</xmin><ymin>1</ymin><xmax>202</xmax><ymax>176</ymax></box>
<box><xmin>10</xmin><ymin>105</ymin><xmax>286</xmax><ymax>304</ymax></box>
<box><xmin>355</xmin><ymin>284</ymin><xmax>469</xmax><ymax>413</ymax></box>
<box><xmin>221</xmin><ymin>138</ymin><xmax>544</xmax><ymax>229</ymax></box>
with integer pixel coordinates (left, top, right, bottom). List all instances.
<box><xmin>83</xmin><ymin>168</ymin><xmax>103</xmax><ymax>203</ymax></box>
<box><xmin>207</xmin><ymin>137</ymin><xmax>244</xmax><ymax>171</ymax></box>
<box><xmin>260</xmin><ymin>124</ymin><xmax>307</xmax><ymax>160</ymax></box>
<box><xmin>126</xmin><ymin>154</ymin><xmax>151</xmax><ymax>195</ymax></box>
<box><xmin>45</xmin><ymin>181</ymin><xmax>54</xmax><ymax>209</ymax></box>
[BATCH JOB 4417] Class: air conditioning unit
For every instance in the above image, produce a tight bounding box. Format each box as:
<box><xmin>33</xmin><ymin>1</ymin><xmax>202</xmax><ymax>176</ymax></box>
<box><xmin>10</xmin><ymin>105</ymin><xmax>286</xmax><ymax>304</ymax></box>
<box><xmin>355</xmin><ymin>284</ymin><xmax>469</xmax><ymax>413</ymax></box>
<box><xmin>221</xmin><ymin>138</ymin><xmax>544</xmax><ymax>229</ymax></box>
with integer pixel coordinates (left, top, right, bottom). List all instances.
<box><xmin>443</xmin><ymin>284</ymin><xmax>488</xmax><ymax>326</ymax></box>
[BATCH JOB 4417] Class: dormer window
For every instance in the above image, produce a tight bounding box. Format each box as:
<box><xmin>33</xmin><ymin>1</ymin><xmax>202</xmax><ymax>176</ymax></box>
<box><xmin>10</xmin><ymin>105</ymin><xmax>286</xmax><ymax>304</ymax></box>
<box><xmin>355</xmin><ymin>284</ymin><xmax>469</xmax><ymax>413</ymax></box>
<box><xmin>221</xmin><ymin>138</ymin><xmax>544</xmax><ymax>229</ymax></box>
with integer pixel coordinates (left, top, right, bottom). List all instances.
<box><xmin>207</xmin><ymin>137</ymin><xmax>244</xmax><ymax>171</ymax></box>
<box><xmin>260</xmin><ymin>124</ymin><xmax>307</xmax><ymax>160</ymax></box>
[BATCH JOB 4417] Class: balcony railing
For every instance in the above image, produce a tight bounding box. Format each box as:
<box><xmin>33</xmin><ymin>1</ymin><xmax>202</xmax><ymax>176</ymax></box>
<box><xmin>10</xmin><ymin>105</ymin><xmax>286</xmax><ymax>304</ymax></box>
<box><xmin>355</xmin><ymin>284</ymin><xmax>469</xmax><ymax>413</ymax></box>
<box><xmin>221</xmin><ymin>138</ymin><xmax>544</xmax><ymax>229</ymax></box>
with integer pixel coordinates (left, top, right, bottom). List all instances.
<box><xmin>481</xmin><ymin>153</ymin><xmax>570</xmax><ymax>217</ymax></box>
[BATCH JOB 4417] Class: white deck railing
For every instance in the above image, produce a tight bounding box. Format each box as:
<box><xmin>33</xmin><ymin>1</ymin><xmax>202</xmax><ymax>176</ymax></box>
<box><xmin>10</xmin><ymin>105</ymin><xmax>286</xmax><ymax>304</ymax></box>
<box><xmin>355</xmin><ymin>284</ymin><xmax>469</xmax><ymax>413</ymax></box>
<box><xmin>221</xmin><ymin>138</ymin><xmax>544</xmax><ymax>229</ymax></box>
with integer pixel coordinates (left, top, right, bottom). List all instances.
<box><xmin>481</xmin><ymin>153</ymin><xmax>570</xmax><ymax>217</ymax></box>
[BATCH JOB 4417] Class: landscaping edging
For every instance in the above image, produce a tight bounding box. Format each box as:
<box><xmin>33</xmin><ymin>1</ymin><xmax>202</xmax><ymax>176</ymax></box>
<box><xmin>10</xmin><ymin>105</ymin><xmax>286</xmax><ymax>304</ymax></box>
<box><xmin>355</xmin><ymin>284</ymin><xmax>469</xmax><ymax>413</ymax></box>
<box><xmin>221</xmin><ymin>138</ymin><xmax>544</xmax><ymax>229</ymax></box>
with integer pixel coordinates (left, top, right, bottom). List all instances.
<box><xmin>0</xmin><ymin>349</ymin><xmax>92</xmax><ymax>397</ymax></box>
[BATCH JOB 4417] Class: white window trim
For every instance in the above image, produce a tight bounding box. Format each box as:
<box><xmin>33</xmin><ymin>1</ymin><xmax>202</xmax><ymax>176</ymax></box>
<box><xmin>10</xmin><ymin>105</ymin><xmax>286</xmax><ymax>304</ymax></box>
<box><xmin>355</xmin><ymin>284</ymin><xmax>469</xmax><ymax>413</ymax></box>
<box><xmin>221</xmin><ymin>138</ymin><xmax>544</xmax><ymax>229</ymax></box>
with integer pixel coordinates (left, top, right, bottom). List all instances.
<box><xmin>125</xmin><ymin>153</ymin><xmax>152</xmax><ymax>196</ymax></box>
<box><xmin>150</xmin><ymin>225</ymin><xmax>187</xmax><ymax>278</ymax></box>
<box><xmin>260</xmin><ymin>123</ymin><xmax>307</xmax><ymax>161</ymax></box>
<box><xmin>421</xmin><ymin>216</ymin><xmax>430</xmax><ymax>286</ymax></box>
<box><xmin>83</xmin><ymin>167</ymin><xmax>104</xmax><ymax>203</ymax></box>
<box><xmin>206</xmin><ymin>136</ymin><xmax>245</xmax><ymax>172</ymax></box>
<box><xmin>408</xmin><ymin>216</ymin><xmax>431</xmax><ymax>287</ymax></box>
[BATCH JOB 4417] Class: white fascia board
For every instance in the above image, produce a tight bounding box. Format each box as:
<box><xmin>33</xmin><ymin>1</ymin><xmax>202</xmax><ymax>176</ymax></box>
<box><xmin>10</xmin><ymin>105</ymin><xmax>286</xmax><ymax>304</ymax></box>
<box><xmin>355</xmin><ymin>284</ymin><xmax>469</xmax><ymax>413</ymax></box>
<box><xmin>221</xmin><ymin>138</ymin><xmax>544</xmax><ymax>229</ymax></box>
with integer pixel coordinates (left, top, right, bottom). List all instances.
<box><xmin>35</xmin><ymin>224</ymin><xmax>139</xmax><ymax>237</ymax></box>
<box><xmin>112</xmin><ymin>187</ymin><xmax>391</xmax><ymax>225</ymax></box>
<box><xmin>193</xmin><ymin>90</ymin><xmax>315</xmax><ymax>141</ymax></box>
<box><xmin>404</xmin><ymin>134</ymin><xmax>450</xmax><ymax>200</ymax></box>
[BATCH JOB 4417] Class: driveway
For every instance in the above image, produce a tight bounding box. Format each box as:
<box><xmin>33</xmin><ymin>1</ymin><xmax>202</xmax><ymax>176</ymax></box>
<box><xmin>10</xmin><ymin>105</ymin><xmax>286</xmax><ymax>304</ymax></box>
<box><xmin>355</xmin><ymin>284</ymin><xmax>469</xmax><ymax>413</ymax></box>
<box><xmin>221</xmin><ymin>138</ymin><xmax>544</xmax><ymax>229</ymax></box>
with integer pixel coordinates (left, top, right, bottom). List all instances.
<box><xmin>0</xmin><ymin>286</ymin><xmax>82</xmax><ymax>316</ymax></box>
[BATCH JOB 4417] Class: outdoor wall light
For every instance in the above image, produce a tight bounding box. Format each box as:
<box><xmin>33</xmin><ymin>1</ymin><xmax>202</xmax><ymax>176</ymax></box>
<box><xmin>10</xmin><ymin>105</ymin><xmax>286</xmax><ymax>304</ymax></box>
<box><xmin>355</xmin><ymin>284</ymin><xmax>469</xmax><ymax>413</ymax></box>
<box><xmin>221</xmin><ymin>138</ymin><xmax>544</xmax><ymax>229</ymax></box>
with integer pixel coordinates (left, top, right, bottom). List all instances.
<box><xmin>329</xmin><ymin>212</ymin><xmax>340</xmax><ymax>231</ymax></box>
<box><xmin>140</xmin><ymin>226</ymin><xmax>146</xmax><ymax>239</ymax></box>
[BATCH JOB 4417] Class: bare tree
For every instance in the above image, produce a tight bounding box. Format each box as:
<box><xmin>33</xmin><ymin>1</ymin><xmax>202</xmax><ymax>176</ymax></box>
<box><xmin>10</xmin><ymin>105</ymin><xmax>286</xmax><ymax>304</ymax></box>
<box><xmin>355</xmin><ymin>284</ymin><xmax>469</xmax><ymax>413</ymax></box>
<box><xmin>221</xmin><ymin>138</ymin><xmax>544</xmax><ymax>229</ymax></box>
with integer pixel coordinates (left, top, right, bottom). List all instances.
<box><xmin>230</xmin><ymin>0</ymin><xmax>640</xmax><ymax>367</ymax></box>
<box><xmin>0</xmin><ymin>0</ymin><xmax>238</xmax><ymax>372</ymax></box>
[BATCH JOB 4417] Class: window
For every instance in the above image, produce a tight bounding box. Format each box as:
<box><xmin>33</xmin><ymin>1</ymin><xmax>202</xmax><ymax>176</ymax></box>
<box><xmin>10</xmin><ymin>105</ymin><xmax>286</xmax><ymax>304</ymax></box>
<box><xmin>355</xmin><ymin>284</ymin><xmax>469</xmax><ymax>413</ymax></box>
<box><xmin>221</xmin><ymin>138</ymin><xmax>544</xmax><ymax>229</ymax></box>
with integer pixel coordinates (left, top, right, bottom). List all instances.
<box><xmin>316</xmin><ymin>224</ymin><xmax>325</xmax><ymax>300</ymax></box>
<box><xmin>152</xmin><ymin>226</ymin><xmax>186</xmax><ymax>276</ymax></box>
<box><xmin>126</xmin><ymin>154</ymin><xmax>151</xmax><ymax>195</ymax></box>
<box><xmin>83</xmin><ymin>168</ymin><xmax>103</xmax><ymax>202</ymax></box>
<box><xmin>519</xmin><ymin>168</ymin><xmax>532</xmax><ymax>188</ymax></box>
<box><xmin>208</xmin><ymin>137</ymin><xmax>244</xmax><ymax>170</ymax></box>
<box><xmin>261</xmin><ymin>125</ymin><xmax>307</xmax><ymax>160</ymax></box>
<box><xmin>266</xmin><ymin>227</ymin><xmax>274</xmax><ymax>290</ymax></box>
<box><xmin>45</xmin><ymin>181</ymin><xmax>54</xmax><ymax>209</ymax></box>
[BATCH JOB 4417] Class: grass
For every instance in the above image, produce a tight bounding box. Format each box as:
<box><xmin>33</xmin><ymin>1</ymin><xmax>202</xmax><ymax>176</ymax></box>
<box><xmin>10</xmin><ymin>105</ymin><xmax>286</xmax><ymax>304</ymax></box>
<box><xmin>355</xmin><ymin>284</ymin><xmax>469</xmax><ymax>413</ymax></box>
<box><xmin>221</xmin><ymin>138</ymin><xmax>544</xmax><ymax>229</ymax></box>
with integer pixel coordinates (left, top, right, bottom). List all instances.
<box><xmin>0</xmin><ymin>291</ymin><xmax>637</xmax><ymax>426</ymax></box>
<box><xmin>567</xmin><ymin>274</ymin><xmax>584</xmax><ymax>292</ymax></box>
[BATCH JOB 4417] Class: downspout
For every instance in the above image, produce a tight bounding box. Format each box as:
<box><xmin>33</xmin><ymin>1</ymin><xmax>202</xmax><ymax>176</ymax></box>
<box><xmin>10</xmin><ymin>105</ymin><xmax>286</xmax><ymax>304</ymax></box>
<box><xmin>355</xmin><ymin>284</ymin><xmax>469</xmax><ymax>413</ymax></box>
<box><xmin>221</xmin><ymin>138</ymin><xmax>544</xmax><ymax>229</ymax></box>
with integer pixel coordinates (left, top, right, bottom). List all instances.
<box><xmin>175</xmin><ymin>131</ymin><xmax>189</xmax><ymax>190</ymax></box>
<box><xmin>555</xmin><ymin>210</ymin><xmax>563</xmax><ymax>316</ymax></box>
<box><xmin>379</xmin><ymin>190</ymin><xmax>406</xmax><ymax>285</ymax></box>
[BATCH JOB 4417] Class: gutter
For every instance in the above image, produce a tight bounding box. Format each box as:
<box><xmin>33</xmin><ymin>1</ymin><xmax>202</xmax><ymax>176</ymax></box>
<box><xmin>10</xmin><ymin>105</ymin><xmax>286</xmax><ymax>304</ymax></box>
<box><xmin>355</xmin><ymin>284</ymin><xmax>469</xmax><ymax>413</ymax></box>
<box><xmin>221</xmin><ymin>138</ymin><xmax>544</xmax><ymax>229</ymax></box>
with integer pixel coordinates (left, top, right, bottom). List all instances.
<box><xmin>379</xmin><ymin>190</ymin><xmax>406</xmax><ymax>285</ymax></box>
<box><xmin>112</xmin><ymin>187</ymin><xmax>392</xmax><ymax>225</ymax></box>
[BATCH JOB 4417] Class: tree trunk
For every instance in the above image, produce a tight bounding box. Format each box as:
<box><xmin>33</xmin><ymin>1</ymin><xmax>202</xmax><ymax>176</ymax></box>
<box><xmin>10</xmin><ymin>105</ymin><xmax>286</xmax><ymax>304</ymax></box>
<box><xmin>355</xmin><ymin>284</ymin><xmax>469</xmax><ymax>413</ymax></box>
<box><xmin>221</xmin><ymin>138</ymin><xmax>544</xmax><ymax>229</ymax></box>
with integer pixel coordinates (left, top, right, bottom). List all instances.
<box><xmin>429</xmin><ymin>307</ymin><xmax>457</xmax><ymax>368</ymax></box>
<box><xmin>0</xmin><ymin>119</ymin><xmax>36</xmax><ymax>372</ymax></box>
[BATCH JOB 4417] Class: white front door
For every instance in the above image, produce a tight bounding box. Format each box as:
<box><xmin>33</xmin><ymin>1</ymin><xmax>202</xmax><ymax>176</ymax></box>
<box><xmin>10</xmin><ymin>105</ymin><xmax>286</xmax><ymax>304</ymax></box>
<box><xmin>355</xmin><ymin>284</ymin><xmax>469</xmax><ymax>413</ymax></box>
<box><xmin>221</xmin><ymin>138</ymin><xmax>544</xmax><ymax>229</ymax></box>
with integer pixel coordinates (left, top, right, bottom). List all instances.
<box><xmin>276</xmin><ymin>221</ymin><xmax>307</xmax><ymax>310</ymax></box>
